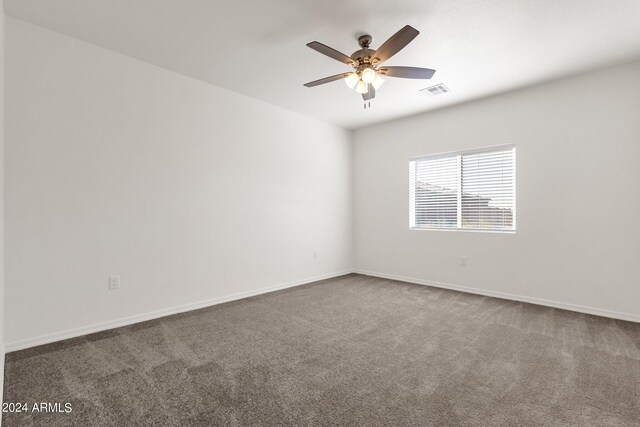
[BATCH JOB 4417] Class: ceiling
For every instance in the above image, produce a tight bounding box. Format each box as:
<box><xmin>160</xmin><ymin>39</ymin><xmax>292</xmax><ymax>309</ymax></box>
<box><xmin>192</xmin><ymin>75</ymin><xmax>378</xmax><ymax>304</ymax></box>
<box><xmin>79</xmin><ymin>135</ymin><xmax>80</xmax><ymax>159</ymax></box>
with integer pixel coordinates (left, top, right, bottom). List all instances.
<box><xmin>5</xmin><ymin>0</ymin><xmax>640</xmax><ymax>130</ymax></box>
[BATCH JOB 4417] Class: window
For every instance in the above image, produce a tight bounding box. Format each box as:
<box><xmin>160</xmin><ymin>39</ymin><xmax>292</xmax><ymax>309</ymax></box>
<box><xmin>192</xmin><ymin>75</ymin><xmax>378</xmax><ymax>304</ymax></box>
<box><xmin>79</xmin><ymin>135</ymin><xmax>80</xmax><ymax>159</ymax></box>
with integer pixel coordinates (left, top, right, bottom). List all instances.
<box><xmin>410</xmin><ymin>146</ymin><xmax>515</xmax><ymax>232</ymax></box>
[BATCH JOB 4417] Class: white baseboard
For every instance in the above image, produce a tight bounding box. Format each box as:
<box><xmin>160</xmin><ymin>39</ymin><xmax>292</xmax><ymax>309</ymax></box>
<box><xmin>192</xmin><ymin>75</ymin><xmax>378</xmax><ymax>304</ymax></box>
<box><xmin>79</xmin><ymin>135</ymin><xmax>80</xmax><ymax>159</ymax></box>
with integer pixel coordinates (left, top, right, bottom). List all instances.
<box><xmin>5</xmin><ymin>270</ymin><xmax>354</xmax><ymax>353</ymax></box>
<box><xmin>8</xmin><ymin>268</ymin><xmax>638</xmax><ymax>353</ymax></box>
<box><xmin>355</xmin><ymin>269</ymin><xmax>640</xmax><ymax>323</ymax></box>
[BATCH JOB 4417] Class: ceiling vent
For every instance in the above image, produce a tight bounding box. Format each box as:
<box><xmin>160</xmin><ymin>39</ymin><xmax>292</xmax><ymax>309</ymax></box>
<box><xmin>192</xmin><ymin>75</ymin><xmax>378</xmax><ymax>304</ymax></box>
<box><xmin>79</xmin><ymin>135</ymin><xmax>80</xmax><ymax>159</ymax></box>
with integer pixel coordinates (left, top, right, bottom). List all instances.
<box><xmin>421</xmin><ymin>84</ymin><xmax>450</xmax><ymax>96</ymax></box>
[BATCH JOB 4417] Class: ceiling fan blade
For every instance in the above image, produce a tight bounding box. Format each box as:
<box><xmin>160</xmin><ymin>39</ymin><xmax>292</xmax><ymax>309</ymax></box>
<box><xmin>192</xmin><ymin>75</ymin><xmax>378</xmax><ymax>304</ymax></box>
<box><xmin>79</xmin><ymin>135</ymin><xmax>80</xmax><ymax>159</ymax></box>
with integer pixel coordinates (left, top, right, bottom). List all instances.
<box><xmin>303</xmin><ymin>72</ymin><xmax>351</xmax><ymax>87</ymax></box>
<box><xmin>306</xmin><ymin>41</ymin><xmax>355</xmax><ymax>66</ymax></box>
<box><xmin>371</xmin><ymin>25</ymin><xmax>419</xmax><ymax>65</ymax></box>
<box><xmin>378</xmin><ymin>66</ymin><xmax>436</xmax><ymax>79</ymax></box>
<box><xmin>362</xmin><ymin>84</ymin><xmax>376</xmax><ymax>101</ymax></box>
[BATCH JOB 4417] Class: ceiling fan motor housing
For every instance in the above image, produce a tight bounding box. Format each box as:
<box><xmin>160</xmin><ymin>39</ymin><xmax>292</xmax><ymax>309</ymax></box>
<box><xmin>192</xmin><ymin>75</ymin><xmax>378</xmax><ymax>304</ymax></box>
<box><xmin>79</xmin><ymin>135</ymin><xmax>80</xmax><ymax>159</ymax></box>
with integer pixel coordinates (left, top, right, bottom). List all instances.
<box><xmin>351</xmin><ymin>48</ymin><xmax>375</xmax><ymax>67</ymax></box>
<box><xmin>352</xmin><ymin>35</ymin><xmax>375</xmax><ymax>67</ymax></box>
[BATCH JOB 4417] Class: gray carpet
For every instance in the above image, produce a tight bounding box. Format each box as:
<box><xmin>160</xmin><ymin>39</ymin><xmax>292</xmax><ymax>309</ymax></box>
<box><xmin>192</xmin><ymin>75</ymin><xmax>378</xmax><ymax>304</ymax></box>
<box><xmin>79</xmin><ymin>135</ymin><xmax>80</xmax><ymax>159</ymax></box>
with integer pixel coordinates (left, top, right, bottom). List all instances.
<box><xmin>3</xmin><ymin>273</ymin><xmax>640</xmax><ymax>426</ymax></box>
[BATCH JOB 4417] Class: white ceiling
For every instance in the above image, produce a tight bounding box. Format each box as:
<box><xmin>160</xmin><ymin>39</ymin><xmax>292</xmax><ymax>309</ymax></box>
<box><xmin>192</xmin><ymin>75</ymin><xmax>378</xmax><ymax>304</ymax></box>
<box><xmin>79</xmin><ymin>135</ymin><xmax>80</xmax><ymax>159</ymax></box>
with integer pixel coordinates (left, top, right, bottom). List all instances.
<box><xmin>5</xmin><ymin>0</ymin><xmax>640</xmax><ymax>129</ymax></box>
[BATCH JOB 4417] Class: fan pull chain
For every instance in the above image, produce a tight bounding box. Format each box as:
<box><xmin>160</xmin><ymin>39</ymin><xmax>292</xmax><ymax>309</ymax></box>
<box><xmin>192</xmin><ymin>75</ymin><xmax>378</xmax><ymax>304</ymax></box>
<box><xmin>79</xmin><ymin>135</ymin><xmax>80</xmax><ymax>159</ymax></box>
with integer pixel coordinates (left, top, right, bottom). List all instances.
<box><xmin>363</xmin><ymin>101</ymin><xmax>371</xmax><ymax>110</ymax></box>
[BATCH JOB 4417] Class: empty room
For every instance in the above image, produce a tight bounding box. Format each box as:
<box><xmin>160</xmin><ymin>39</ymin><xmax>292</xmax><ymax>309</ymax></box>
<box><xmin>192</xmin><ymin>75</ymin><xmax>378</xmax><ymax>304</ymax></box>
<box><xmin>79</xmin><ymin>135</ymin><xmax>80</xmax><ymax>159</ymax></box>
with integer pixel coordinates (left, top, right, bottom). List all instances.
<box><xmin>1</xmin><ymin>0</ymin><xmax>639</xmax><ymax>426</ymax></box>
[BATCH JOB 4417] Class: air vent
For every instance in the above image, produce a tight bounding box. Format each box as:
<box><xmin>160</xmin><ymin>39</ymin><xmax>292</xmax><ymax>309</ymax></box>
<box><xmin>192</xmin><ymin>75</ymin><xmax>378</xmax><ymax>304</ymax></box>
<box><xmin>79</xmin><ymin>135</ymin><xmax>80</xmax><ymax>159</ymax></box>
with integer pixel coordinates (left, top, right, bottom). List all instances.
<box><xmin>421</xmin><ymin>84</ymin><xmax>450</xmax><ymax>96</ymax></box>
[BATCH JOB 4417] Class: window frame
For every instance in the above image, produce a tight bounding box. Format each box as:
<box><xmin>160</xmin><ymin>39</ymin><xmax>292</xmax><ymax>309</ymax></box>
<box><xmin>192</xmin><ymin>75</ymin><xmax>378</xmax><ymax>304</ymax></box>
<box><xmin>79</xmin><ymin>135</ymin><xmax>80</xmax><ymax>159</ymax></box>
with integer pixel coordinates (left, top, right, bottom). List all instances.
<box><xmin>409</xmin><ymin>144</ymin><xmax>516</xmax><ymax>233</ymax></box>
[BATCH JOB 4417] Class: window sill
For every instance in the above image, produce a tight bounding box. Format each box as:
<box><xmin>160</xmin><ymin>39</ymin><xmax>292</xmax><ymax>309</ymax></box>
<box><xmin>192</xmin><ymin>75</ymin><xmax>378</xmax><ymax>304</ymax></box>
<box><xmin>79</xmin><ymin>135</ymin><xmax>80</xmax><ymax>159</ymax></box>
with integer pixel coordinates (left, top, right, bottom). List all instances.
<box><xmin>409</xmin><ymin>227</ymin><xmax>516</xmax><ymax>234</ymax></box>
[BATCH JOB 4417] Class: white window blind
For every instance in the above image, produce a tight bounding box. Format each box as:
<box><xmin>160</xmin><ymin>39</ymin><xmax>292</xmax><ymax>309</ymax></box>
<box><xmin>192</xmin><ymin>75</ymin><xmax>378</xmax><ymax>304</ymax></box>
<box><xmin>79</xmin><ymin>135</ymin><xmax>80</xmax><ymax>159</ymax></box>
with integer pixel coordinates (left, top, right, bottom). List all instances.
<box><xmin>410</xmin><ymin>146</ymin><xmax>515</xmax><ymax>231</ymax></box>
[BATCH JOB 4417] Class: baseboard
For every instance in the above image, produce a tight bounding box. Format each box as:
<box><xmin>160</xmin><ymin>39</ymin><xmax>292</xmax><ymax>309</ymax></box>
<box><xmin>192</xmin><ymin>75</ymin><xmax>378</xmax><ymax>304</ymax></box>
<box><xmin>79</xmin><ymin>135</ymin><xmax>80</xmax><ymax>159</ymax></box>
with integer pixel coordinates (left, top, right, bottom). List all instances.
<box><xmin>5</xmin><ymin>270</ymin><xmax>354</xmax><ymax>353</ymax></box>
<box><xmin>354</xmin><ymin>269</ymin><xmax>640</xmax><ymax>323</ymax></box>
<box><xmin>9</xmin><ymin>268</ymin><xmax>637</xmax><ymax>352</ymax></box>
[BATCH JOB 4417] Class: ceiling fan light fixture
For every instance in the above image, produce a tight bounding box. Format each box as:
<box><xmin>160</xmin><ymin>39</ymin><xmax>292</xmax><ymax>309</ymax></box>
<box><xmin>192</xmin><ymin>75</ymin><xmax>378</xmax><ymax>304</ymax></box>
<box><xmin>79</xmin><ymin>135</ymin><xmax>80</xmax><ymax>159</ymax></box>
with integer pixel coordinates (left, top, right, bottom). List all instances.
<box><xmin>355</xmin><ymin>80</ymin><xmax>368</xmax><ymax>93</ymax></box>
<box><xmin>344</xmin><ymin>72</ymin><xmax>359</xmax><ymax>89</ymax></box>
<box><xmin>361</xmin><ymin>67</ymin><xmax>376</xmax><ymax>84</ymax></box>
<box><xmin>371</xmin><ymin>74</ymin><xmax>385</xmax><ymax>89</ymax></box>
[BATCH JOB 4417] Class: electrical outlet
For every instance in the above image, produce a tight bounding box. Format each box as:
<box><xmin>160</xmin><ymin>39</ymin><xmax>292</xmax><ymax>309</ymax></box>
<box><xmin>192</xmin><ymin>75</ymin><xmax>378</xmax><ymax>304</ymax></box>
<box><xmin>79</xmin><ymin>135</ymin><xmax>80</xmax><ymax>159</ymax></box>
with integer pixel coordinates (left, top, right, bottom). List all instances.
<box><xmin>460</xmin><ymin>256</ymin><xmax>467</xmax><ymax>267</ymax></box>
<box><xmin>109</xmin><ymin>275</ymin><xmax>121</xmax><ymax>290</ymax></box>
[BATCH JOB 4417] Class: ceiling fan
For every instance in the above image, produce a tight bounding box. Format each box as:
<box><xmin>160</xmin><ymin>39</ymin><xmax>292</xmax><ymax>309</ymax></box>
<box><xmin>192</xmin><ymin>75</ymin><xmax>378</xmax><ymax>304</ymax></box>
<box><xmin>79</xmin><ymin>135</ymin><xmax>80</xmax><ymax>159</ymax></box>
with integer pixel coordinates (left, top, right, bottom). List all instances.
<box><xmin>303</xmin><ymin>25</ymin><xmax>436</xmax><ymax>103</ymax></box>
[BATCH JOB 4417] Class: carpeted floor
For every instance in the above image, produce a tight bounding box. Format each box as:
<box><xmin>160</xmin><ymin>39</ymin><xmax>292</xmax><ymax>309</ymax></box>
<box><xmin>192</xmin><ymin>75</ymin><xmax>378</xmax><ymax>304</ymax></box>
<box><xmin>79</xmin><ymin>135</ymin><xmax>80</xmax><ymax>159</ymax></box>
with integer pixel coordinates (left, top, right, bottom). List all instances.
<box><xmin>3</xmin><ymin>273</ymin><xmax>640</xmax><ymax>426</ymax></box>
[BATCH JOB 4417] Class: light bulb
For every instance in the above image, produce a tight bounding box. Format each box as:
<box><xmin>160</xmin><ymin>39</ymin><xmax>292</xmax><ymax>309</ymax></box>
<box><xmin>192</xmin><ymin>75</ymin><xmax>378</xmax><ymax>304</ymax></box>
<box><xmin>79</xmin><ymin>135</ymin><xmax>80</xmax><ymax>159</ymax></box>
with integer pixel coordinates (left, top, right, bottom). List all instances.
<box><xmin>372</xmin><ymin>74</ymin><xmax>385</xmax><ymax>89</ymax></box>
<box><xmin>344</xmin><ymin>72</ymin><xmax>359</xmax><ymax>89</ymax></box>
<box><xmin>355</xmin><ymin>80</ymin><xmax>368</xmax><ymax>94</ymax></box>
<box><xmin>361</xmin><ymin>67</ymin><xmax>376</xmax><ymax>84</ymax></box>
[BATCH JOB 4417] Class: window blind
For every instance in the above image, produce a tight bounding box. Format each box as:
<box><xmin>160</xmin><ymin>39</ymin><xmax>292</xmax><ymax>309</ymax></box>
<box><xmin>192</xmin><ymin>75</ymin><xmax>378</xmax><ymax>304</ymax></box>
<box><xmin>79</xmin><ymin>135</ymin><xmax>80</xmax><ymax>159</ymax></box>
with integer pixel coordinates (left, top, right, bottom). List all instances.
<box><xmin>410</xmin><ymin>155</ymin><xmax>459</xmax><ymax>229</ymax></box>
<box><xmin>461</xmin><ymin>149</ymin><xmax>515</xmax><ymax>230</ymax></box>
<box><xmin>410</xmin><ymin>146</ymin><xmax>515</xmax><ymax>231</ymax></box>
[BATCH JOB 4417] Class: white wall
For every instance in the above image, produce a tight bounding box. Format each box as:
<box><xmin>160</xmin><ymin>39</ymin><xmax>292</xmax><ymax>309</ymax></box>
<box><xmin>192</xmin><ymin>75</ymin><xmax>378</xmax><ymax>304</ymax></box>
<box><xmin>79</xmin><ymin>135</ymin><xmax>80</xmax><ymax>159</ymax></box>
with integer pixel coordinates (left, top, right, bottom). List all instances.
<box><xmin>354</xmin><ymin>60</ymin><xmax>640</xmax><ymax>321</ymax></box>
<box><xmin>4</xmin><ymin>17</ymin><xmax>353</xmax><ymax>349</ymax></box>
<box><xmin>1</xmin><ymin>5</ymin><xmax>6</xmax><ymax>405</ymax></box>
